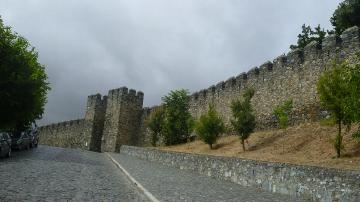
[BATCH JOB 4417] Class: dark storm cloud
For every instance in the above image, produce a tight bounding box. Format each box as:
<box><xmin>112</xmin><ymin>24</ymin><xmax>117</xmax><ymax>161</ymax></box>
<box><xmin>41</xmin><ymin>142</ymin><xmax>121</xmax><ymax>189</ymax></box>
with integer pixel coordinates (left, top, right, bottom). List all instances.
<box><xmin>0</xmin><ymin>0</ymin><xmax>342</xmax><ymax>125</ymax></box>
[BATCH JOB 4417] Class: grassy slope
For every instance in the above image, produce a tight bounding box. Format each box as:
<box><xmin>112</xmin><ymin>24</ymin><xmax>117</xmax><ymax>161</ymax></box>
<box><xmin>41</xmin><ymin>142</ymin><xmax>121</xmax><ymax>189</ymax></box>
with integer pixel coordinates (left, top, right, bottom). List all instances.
<box><xmin>157</xmin><ymin>122</ymin><xmax>360</xmax><ymax>171</ymax></box>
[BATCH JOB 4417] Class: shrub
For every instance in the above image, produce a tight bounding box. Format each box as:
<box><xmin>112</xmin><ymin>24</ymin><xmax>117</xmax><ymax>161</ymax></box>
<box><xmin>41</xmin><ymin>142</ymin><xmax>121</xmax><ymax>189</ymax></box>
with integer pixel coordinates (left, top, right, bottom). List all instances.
<box><xmin>231</xmin><ymin>88</ymin><xmax>256</xmax><ymax>151</ymax></box>
<box><xmin>146</xmin><ymin>107</ymin><xmax>165</xmax><ymax>146</ymax></box>
<box><xmin>195</xmin><ymin>104</ymin><xmax>225</xmax><ymax>149</ymax></box>
<box><xmin>161</xmin><ymin>89</ymin><xmax>194</xmax><ymax>145</ymax></box>
<box><xmin>273</xmin><ymin>100</ymin><xmax>293</xmax><ymax>129</ymax></box>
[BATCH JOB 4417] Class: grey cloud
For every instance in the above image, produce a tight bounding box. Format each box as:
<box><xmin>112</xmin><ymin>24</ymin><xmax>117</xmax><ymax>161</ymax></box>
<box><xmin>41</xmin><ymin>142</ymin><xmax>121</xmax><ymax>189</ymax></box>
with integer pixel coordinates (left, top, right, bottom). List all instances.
<box><xmin>0</xmin><ymin>0</ymin><xmax>342</xmax><ymax>125</ymax></box>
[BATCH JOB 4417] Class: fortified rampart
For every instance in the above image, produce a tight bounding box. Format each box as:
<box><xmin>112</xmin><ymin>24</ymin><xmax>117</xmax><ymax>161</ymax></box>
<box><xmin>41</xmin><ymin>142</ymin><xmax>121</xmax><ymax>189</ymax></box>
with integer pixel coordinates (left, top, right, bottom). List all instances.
<box><xmin>39</xmin><ymin>87</ymin><xmax>144</xmax><ymax>152</ymax></box>
<box><xmin>39</xmin><ymin>26</ymin><xmax>360</xmax><ymax>150</ymax></box>
<box><xmin>38</xmin><ymin>119</ymin><xmax>93</xmax><ymax>150</ymax></box>
<box><xmin>189</xmin><ymin>26</ymin><xmax>360</xmax><ymax>130</ymax></box>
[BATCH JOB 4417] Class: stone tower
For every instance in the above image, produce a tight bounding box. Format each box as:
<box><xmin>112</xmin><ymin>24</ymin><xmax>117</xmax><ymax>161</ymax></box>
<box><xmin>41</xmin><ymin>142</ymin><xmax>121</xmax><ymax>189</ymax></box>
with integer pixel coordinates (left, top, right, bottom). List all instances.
<box><xmin>101</xmin><ymin>87</ymin><xmax>144</xmax><ymax>152</ymax></box>
<box><xmin>84</xmin><ymin>94</ymin><xmax>107</xmax><ymax>152</ymax></box>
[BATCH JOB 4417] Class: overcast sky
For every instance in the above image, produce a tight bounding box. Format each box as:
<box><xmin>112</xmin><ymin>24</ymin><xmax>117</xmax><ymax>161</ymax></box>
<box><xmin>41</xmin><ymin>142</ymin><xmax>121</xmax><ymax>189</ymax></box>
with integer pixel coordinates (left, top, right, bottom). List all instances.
<box><xmin>1</xmin><ymin>0</ymin><xmax>342</xmax><ymax>125</ymax></box>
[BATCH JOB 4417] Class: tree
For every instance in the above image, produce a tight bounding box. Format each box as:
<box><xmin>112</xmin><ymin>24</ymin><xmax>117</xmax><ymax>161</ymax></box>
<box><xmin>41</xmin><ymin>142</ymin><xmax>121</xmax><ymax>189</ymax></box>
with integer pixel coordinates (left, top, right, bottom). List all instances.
<box><xmin>339</xmin><ymin>53</ymin><xmax>360</xmax><ymax>139</ymax></box>
<box><xmin>290</xmin><ymin>24</ymin><xmax>326</xmax><ymax>50</ymax></box>
<box><xmin>146</xmin><ymin>106</ymin><xmax>165</xmax><ymax>147</ymax></box>
<box><xmin>273</xmin><ymin>100</ymin><xmax>293</xmax><ymax>129</ymax></box>
<box><xmin>231</xmin><ymin>88</ymin><xmax>256</xmax><ymax>152</ymax></box>
<box><xmin>0</xmin><ymin>17</ymin><xmax>50</xmax><ymax>132</ymax></box>
<box><xmin>317</xmin><ymin>61</ymin><xmax>352</xmax><ymax>158</ymax></box>
<box><xmin>330</xmin><ymin>0</ymin><xmax>360</xmax><ymax>36</ymax></box>
<box><xmin>273</xmin><ymin>100</ymin><xmax>293</xmax><ymax>153</ymax></box>
<box><xmin>195</xmin><ymin>104</ymin><xmax>225</xmax><ymax>149</ymax></box>
<box><xmin>161</xmin><ymin>89</ymin><xmax>194</xmax><ymax>145</ymax></box>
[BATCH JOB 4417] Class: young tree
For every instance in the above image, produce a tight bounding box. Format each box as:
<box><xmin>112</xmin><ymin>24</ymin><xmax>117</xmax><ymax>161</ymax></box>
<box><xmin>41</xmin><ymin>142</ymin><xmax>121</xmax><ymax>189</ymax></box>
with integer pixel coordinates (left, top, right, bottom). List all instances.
<box><xmin>290</xmin><ymin>24</ymin><xmax>326</xmax><ymax>50</ymax></box>
<box><xmin>146</xmin><ymin>107</ymin><xmax>165</xmax><ymax>147</ymax></box>
<box><xmin>337</xmin><ymin>54</ymin><xmax>360</xmax><ymax>139</ymax></box>
<box><xmin>273</xmin><ymin>100</ymin><xmax>293</xmax><ymax>129</ymax></box>
<box><xmin>330</xmin><ymin>0</ymin><xmax>360</xmax><ymax>36</ymax></box>
<box><xmin>231</xmin><ymin>88</ymin><xmax>256</xmax><ymax>152</ymax></box>
<box><xmin>273</xmin><ymin>100</ymin><xmax>293</xmax><ymax>153</ymax></box>
<box><xmin>317</xmin><ymin>62</ymin><xmax>352</xmax><ymax>158</ymax></box>
<box><xmin>161</xmin><ymin>89</ymin><xmax>194</xmax><ymax>145</ymax></box>
<box><xmin>195</xmin><ymin>104</ymin><xmax>225</xmax><ymax>149</ymax></box>
<box><xmin>0</xmin><ymin>17</ymin><xmax>50</xmax><ymax>132</ymax></box>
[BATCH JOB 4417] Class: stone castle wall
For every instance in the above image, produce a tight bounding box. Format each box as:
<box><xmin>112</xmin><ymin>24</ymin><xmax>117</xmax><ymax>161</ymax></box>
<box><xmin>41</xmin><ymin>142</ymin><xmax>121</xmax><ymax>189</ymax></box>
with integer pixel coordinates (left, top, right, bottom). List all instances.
<box><xmin>38</xmin><ymin>119</ymin><xmax>93</xmax><ymax>150</ymax></box>
<box><xmin>189</xmin><ymin>26</ymin><xmax>360</xmax><ymax>130</ymax></box>
<box><xmin>39</xmin><ymin>26</ymin><xmax>360</xmax><ymax>151</ymax></box>
<box><xmin>101</xmin><ymin>87</ymin><xmax>144</xmax><ymax>152</ymax></box>
<box><xmin>39</xmin><ymin>87</ymin><xmax>144</xmax><ymax>152</ymax></box>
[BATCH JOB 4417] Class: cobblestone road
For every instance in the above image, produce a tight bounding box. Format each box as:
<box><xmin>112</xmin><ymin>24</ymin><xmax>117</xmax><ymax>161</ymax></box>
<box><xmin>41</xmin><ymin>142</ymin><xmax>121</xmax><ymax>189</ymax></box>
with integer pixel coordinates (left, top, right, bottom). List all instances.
<box><xmin>0</xmin><ymin>146</ymin><xmax>148</xmax><ymax>202</ymax></box>
<box><xmin>110</xmin><ymin>153</ymin><xmax>303</xmax><ymax>202</ymax></box>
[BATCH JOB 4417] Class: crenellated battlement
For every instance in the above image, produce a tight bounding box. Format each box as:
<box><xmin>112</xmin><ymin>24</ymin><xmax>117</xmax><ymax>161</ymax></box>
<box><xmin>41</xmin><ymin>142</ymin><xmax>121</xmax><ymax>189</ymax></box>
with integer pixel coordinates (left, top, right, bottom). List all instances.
<box><xmin>189</xmin><ymin>26</ymin><xmax>360</xmax><ymax>129</ymax></box>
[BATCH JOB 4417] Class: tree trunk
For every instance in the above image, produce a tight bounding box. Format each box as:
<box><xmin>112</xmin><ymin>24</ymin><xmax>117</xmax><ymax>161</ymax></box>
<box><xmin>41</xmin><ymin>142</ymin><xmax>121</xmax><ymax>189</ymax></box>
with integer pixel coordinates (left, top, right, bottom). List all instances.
<box><xmin>241</xmin><ymin>139</ymin><xmax>245</xmax><ymax>152</ymax></box>
<box><xmin>209</xmin><ymin>144</ymin><xmax>213</xmax><ymax>150</ymax></box>
<box><xmin>337</xmin><ymin>122</ymin><xmax>342</xmax><ymax>158</ymax></box>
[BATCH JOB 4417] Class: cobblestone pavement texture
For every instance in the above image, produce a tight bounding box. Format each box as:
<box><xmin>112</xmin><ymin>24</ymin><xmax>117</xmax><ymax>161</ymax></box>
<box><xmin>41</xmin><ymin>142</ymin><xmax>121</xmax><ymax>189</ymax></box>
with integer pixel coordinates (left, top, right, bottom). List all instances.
<box><xmin>0</xmin><ymin>146</ymin><xmax>148</xmax><ymax>202</ymax></box>
<box><xmin>110</xmin><ymin>153</ymin><xmax>305</xmax><ymax>202</ymax></box>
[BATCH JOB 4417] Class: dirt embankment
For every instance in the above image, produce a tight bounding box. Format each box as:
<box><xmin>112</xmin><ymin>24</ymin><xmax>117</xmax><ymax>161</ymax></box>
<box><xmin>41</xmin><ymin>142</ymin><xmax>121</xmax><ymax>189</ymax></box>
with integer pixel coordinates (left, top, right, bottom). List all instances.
<box><xmin>157</xmin><ymin>122</ymin><xmax>360</xmax><ymax>171</ymax></box>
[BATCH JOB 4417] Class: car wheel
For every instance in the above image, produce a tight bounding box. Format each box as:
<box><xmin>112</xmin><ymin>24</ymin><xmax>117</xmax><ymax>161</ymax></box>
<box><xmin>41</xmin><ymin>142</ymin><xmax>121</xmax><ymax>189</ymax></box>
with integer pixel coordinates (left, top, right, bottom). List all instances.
<box><xmin>6</xmin><ymin>148</ymin><xmax>11</xmax><ymax>158</ymax></box>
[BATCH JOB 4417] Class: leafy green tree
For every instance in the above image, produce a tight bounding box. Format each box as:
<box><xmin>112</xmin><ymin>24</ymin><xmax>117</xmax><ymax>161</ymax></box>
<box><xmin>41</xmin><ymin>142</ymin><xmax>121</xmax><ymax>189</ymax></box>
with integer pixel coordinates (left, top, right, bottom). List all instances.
<box><xmin>146</xmin><ymin>106</ymin><xmax>165</xmax><ymax>146</ymax></box>
<box><xmin>231</xmin><ymin>88</ymin><xmax>256</xmax><ymax>152</ymax></box>
<box><xmin>273</xmin><ymin>100</ymin><xmax>293</xmax><ymax>129</ymax></box>
<box><xmin>0</xmin><ymin>17</ymin><xmax>50</xmax><ymax>132</ymax></box>
<box><xmin>330</xmin><ymin>0</ymin><xmax>360</xmax><ymax>36</ymax></box>
<box><xmin>161</xmin><ymin>89</ymin><xmax>194</xmax><ymax>145</ymax></box>
<box><xmin>340</xmin><ymin>53</ymin><xmax>360</xmax><ymax>139</ymax></box>
<box><xmin>195</xmin><ymin>104</ymin><xmax>225</xmax><ymax>149</ymax></box>
<box><xmin>317</xmin><ymin>61</ymin><xmax>352</xmax><ymax>158</ymax></box>
<box><xmin>290</xmin><ymin>24</ymin><xmax>326</xmax><ymax>50</ymax></box>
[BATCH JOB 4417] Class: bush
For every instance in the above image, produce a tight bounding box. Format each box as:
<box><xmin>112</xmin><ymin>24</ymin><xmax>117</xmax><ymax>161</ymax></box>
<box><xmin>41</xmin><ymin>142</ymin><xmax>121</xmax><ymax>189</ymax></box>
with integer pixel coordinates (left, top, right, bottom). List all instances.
<box><xmin>161</xmin><ymin>89</ymin><xmax>194</xmax><ymax>145</ymax></box>
<box><xmin>231</xmin><ymin>88</ymin><xmax>256</xmax><ymax>151</ymax></box>
<box><xmin>146</xmin><ymin>107</ymin><xmax>165</xmax><ymax>146</ymax></box>
<box><xmin>273</xmin><ymin>100</ymin><xmax>293</xmax><ymax>129</ymax></box>
<box><xmin>195</xmin><ymin>104</ymin><xmax>225</xmax><ymax>149</ymax></box>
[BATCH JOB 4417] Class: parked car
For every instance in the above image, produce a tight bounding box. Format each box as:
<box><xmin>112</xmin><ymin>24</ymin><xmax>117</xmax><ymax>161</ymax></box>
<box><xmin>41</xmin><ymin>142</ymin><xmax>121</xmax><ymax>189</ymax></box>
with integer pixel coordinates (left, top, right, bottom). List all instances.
<box><xmin>28</xmin><ymin>129</ymin><xmax>39</xmax><ymax>148</ymax></box>
<box><xmin>11</xmin><ymin>132</ymin><xmax>31</xmax><ymax>150</ymax></box>
<box><xmin>0</xmin><ymin>132</ymin><xmax>12</xmax><ymax>158</ymax></box>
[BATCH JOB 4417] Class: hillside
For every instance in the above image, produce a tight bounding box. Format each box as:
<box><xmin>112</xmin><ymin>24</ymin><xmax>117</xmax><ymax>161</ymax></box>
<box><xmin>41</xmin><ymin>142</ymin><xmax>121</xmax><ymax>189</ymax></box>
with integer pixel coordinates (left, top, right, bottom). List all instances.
<box><xmin>157</xmin><ymin>122</ymin><xmax>360</xmax><ymax>171</ymax></box>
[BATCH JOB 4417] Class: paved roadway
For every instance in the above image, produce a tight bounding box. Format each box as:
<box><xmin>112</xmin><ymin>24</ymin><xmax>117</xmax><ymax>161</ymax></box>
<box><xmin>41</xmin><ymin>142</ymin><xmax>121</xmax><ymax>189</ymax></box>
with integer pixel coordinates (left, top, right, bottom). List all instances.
<box><xmin>0</xmin><ymin>146</ymin><xmax>148</xmax><ymax>202</ymax></box>
<box><xmin>0</xmin><ymin>146</ymin><xmax>303</xmax><ymax>202</ymax></box>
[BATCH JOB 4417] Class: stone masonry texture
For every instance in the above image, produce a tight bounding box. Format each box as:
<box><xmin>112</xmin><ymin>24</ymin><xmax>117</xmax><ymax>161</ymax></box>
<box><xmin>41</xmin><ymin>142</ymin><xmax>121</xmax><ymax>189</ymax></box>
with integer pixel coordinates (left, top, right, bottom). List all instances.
<box><xmin>39</xmin><ymin>26</ymin><xmax>360</xmax><ymax>150</ymax></box>
<box><xmin>120</xmin><ymin>145</ymin><xmax>360</xmax><ymax>202</ymax></box>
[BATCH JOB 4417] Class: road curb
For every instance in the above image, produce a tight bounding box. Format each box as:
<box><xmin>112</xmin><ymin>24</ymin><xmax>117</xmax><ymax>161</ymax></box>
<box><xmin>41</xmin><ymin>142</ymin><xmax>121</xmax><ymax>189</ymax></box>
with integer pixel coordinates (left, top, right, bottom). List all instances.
<box><xmin>105</xmin><ymin>152</ymin><xmax>160</xmax><ymax>202</ymax></box>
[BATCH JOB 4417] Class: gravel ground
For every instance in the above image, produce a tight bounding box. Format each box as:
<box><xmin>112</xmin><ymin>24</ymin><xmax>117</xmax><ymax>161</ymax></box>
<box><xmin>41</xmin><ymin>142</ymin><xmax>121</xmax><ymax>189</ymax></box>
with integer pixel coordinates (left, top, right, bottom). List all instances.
<box><xmin>0</xmin><ymin>146</ymin><xmax>148</xmax><ymax>202</ymax></box>
<box><xmin>110</xmin><ymin>152</ymin><xmax>303</xmax><ymax>202</ymax></box>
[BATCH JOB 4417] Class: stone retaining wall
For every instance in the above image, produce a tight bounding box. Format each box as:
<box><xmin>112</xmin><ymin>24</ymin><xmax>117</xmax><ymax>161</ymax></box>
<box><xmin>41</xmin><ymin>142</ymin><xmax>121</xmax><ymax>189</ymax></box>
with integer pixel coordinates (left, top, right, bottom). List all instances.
<box><xmin>120</xmin><ymin>145</ymin><xmax>360</xmax><ymax>202</ymax></box>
